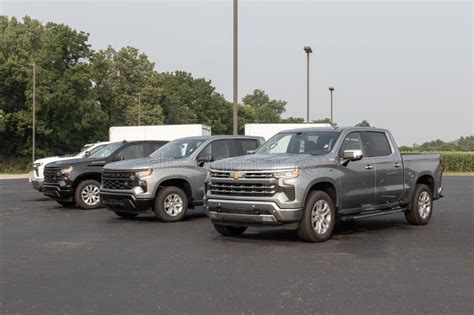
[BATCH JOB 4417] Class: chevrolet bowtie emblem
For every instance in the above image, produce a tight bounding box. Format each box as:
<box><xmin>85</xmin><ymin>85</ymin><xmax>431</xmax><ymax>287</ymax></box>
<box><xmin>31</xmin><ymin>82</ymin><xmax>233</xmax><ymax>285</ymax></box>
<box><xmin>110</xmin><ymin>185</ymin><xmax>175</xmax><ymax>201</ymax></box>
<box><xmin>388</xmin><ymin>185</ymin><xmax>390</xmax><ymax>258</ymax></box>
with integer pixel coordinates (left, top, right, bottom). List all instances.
<box><xmin>229</xmin><ymin>172</ymin><xmax>242</xmax><ymax>180</ymax></box>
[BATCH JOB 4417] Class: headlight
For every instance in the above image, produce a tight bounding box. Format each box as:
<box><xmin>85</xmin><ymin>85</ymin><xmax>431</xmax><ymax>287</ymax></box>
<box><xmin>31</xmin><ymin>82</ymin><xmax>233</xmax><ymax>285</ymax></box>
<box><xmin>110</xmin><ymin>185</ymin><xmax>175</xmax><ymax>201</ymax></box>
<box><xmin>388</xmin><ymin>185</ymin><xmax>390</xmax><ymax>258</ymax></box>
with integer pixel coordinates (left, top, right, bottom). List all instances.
<box><xmin>33</xmin><ymin>162</ymin><xmax>42</xmax><ymax>168</ymax></box>
<box><xmin>135</xmin><ymin>169</ymin><xmax>153</xmax><ymax>178</ymax></box>
<box><xmin>273</xmin><ymin>167</ymin><xmax>301</xmax><ymax>179</ymax></box>
<box><xmin>60</xmin><ymin>166</ymin><xmax>73</xmax><ymax>174</ymax></box>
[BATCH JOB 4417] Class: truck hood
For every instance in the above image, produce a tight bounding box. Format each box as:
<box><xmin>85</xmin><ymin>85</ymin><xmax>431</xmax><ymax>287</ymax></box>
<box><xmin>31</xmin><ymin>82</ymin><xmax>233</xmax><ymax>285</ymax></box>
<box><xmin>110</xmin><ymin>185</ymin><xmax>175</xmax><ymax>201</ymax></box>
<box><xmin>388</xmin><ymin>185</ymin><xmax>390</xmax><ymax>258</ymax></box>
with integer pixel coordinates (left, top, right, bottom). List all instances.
<box><xmin>46</xmin><ymin>158</ymin><xmax>102</xmax><ymax>168</ymax></box>
<box><xmin>104</xmin><ymin>156</ymin><xmax>191</xmax><ymax>170</ymax></box>
<box><xmin>210</xmin><ymin>153</ymin><xmax>330</xmax><ymax>171</ymax></box>
<box><xmin>33</xmin><ymin>156</ymin><xmax>80</xmax><ymax>166</ymax></box>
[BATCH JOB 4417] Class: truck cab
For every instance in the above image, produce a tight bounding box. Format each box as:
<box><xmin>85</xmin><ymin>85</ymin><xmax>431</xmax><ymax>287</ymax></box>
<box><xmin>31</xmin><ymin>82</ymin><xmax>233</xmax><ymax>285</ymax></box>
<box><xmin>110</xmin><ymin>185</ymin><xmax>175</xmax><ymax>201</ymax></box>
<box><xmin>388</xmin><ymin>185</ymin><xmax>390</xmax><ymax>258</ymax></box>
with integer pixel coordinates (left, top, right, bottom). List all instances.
<box><xmin>42</xmin><ymin>140</ymin><xmax>167</xmax><ymax>209</ymax></box>
<box><xmin>100</xmin><ymin>135</ymin><xmax>264</xmax><ymax>221</ymax></box>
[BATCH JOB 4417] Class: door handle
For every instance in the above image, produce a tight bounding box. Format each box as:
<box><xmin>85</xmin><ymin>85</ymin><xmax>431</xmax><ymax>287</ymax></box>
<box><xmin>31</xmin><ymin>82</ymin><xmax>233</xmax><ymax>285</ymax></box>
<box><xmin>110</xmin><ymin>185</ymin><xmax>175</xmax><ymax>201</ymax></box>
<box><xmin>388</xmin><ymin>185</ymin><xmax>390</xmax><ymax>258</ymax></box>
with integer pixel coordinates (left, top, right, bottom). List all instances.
<box><xmin>365</xmin><ymin>165</ymin><xmax>374</xmax><ymax>170</ymax></box>
<box><xmin>394</xmin><ymin>162</ymin><xmax>401</xmax><ymax>168</ymax></box>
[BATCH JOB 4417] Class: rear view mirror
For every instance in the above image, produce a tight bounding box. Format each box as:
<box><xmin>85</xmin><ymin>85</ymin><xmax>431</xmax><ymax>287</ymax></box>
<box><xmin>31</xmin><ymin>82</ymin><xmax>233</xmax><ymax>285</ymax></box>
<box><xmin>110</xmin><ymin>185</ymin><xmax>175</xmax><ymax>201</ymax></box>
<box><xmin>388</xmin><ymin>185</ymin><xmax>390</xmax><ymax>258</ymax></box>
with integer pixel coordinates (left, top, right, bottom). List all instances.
<box><xmin>343</xmin><ymin>149</ymin><xmax>363</xmax><ymax>161</ymax></box>
<box><xmin>197</xmin><ymin>154</ymin><xmax>213</xmax><ymax>166</ymax></box>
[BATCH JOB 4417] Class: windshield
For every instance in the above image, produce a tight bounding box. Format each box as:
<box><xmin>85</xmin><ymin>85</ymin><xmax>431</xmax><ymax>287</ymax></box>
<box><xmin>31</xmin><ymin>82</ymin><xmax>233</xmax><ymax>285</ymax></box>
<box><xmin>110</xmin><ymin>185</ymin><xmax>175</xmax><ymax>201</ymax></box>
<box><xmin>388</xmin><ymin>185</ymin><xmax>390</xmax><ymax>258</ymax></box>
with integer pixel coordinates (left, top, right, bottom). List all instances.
<box><xmin>89</xmin><ymin>142</ymin><xmax>122</xmax><ymax>159</ymax></box>
<box><xmin>76</xmin><ymin>144</ymin><xmax>106</xmax><ymax>158</ymax></box>
<box><xmin>257</xmin><ymin>131</ymin><xmax>340</xmax><ymax>155</ymax></box>
<box><xmin>150</xmin><ymin>138</ymin><xmax>205</xmax><ymax>159</ymax></box>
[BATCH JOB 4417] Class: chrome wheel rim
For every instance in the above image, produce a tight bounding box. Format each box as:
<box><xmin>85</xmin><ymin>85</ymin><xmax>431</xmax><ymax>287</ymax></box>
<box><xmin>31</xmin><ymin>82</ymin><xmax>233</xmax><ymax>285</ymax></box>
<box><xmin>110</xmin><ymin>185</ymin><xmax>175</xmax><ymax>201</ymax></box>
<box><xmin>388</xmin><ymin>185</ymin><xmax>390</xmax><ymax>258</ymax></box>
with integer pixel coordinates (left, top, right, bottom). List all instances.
<box><xmin>164</xmin><ymin>194</ymin><xmax>184</xmax><ymax>216</ymax></box>
<box><xmin>418</xmin><ymin>191</ymin><xmax>431</xmax><ymax>219</ymax></box>
<box><xmin>311</xmin><ymin>200</ymin><xmax>331</xmax><ymax>235</ymax></box>
<box><xmin>81</xmin><ymin>184</ymin><xmax>100</xmax><ymax>206</ymax></box>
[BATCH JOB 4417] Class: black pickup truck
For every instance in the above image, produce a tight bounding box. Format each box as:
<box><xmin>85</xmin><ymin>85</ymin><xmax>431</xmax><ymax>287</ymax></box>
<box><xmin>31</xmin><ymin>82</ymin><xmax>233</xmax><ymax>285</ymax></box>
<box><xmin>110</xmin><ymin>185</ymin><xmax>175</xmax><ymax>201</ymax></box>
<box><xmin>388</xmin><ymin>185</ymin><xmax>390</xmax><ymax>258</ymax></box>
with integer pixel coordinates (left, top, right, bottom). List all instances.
<box><xmin>43</xmin><ymin>140</ymin><xmax>167</xmax><ymax>209</ymax></box>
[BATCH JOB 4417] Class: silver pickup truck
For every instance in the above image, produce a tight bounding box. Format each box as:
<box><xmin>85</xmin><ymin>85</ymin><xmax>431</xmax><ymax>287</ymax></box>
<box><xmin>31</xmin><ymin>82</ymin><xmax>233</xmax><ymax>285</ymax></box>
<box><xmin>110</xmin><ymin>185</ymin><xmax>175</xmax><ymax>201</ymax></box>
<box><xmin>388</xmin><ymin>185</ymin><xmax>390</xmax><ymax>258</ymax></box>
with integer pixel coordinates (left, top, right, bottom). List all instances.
<box><xmin>205</xmin><ymin>127</ymin><xmax>443</xmax><ymax>242</ymax></box>
<box><xmin>100</xmin><ymin>135</ymin><xmax>264</xmax><ymax>221</ymax></box>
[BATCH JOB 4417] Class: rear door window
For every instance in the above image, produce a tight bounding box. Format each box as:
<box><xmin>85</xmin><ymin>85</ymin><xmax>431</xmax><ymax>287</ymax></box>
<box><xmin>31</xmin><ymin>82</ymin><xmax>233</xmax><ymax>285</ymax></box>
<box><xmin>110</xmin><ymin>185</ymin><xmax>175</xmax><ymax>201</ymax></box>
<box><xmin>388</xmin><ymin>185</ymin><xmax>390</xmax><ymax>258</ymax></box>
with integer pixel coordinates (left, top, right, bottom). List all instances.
<box><xmin>361</xmin><ymin>132</ymin><xmax>392</xmax><ymax>157</ymax></box>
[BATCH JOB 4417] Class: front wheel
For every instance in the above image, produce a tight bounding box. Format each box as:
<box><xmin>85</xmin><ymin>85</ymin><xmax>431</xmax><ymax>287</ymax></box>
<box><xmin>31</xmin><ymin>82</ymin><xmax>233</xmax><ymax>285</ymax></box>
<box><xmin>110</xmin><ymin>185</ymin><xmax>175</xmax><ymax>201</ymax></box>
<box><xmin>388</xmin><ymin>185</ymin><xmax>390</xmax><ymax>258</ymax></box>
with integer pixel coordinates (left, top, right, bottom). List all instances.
<box><xmin>405</xmin><ymin>184</ymin><xmax>433</xmax><ymax>225</ymax></box>
<box><xmin>75</xmin><ymin>179</ymin><xmax>102</xmax><ymax>210</ymax></box>
<box><xmin>213</xmin><ymin>224</ymin><xmax>247</xmax><ymax>236</ymax></box>
<box><xmin>297</xmin><ymin>190</ymin><xmax>336</xmax><ymax>242</ymax></box>
<box><xmin>154</xmin><ymin>186</ymin><xmax>188</xmax><ymax>222</ymax></box>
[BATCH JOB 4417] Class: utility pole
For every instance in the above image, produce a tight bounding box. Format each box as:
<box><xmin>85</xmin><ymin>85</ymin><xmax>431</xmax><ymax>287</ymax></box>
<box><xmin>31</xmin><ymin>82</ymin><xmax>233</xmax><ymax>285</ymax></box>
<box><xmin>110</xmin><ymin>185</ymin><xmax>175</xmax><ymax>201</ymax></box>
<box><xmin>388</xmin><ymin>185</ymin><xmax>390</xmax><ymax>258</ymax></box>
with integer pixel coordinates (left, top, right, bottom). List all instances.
<box><xmin>303</xmin><ymin>46</ymin><xmax>313</xmax><ymax>122</ymax></box>
<box><xmin>329</xmin><ymin>87</ymin><xmax>334</xmax><ymax>125</ymax></box>
<box><xmin>233</xmin><ymin>0</ymin><xmax>238</xmax><ymax>134</ymax></box>
<box><xmin>137</xmin><ymin>93</ymin><xmax>141</xmax><ymax>126</ymax></box>
<box><xmin>32</xmin><ymin>63</ymin><xmax>36</xmax><ymax>163</ymax></box>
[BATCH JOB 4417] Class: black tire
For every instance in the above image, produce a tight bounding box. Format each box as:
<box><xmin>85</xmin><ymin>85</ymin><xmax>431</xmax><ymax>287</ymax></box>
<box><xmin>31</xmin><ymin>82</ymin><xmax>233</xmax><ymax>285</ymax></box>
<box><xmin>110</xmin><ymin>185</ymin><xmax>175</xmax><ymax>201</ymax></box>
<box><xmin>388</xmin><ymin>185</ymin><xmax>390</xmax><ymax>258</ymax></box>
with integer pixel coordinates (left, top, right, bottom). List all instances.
<box><xmin>297</xmin><ymin>190</ymin><xmax>336</xmax><ymax>243</ymax></box>
<box><xmin>56</xmin><ymin>200</ymin><xmax>75</xmax><ymax>207</ymax></box>
<box><xmin>154</xmin><ymin>186</ymin><xmax>188</xmax><ymax>222</ymax></box>
<box><xmin>114</xmin><ymin>211</ymin><xmax>138</xmax><ymax>219</ymax></box>
<box><xmin>213</xmin><ymin>224</ymin><xmax>247</xmax><ymax>236</ymax></box>
<box><xmin>74</xmin><ymin>179</ymin><xmax>102</xmax><ymax>210</ymax></box>
<box><xmin>405</xmin><ymin>184</ymin><xmax>433</xmax><ymax>225</ymax></box>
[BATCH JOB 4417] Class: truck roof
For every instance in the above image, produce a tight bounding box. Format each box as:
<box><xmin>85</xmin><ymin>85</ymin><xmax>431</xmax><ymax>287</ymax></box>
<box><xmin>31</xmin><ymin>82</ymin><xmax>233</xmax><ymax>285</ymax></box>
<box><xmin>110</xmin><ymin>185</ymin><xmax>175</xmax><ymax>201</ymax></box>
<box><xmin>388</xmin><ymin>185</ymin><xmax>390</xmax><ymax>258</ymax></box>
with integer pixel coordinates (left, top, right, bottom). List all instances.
<box><xmin>277</xmin><ymin>126</ymin><xmax>390</xmax><ymax>134</ymax></box>
<box><xmin>171</xmin><ymin>135</ymin><xmax>264</xmax><ymax>141</ymax></box>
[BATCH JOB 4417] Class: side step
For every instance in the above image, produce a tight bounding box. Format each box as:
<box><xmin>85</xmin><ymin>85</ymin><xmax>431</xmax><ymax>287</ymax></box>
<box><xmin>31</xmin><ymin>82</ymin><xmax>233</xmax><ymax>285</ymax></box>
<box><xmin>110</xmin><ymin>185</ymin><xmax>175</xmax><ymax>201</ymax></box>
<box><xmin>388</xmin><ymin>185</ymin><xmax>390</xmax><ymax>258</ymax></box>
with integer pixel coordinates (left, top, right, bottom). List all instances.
<box><xmin>339</xmin><ymin>208</ymin><xmax>407</xmax><ymax>222</ymax></box>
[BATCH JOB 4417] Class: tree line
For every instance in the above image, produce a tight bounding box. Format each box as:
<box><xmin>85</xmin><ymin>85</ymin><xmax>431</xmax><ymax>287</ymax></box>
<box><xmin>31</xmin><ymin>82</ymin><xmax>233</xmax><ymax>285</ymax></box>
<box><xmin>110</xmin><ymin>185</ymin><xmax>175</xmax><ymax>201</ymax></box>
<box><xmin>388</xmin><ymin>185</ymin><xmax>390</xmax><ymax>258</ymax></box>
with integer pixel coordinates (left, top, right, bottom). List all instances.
<box><xmin>0</xmin><ymin>16</ymin><xmax>309</xmax><ymax>158</ymax></box>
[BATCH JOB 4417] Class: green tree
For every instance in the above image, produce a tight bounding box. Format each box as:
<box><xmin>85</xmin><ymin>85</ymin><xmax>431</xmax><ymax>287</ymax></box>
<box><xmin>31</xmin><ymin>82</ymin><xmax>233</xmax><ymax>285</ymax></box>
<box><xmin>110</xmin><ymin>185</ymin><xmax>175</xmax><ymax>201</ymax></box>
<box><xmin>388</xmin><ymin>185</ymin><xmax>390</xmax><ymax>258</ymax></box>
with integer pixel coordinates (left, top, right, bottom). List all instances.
<box><xmin>355</xmin><ymin>120</ymin><xmax>371</xmax><ymax>127</ymax></box>
<box><xmin>242</xmin><ymin>89</ymin><xmax>286</xmax><ymax>123</ymax></box>
<box><xmin>91</xmin><ymin>46</ymin><xmax>164</xmax><ymax>127</ymax></box>
<box><xmin>280</xmin><ymin>116</ymin><xmax>305</xmax><ymax>123</ymax></box>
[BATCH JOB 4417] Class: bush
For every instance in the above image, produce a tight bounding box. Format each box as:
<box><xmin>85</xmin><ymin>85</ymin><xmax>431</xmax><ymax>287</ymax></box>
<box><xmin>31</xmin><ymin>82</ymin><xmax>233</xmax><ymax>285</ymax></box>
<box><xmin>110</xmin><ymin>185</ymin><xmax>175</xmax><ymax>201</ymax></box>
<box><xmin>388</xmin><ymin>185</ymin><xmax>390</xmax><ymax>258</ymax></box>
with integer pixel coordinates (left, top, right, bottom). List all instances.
<box><xmin>401</xmin><ymin>151</ymin><xmax>474</xmax><ymax>173</ymax></box>
<box><xmin>0</xmin><ymin>156</ymin><xmax>31</xmax><ymax>174</ymax></box>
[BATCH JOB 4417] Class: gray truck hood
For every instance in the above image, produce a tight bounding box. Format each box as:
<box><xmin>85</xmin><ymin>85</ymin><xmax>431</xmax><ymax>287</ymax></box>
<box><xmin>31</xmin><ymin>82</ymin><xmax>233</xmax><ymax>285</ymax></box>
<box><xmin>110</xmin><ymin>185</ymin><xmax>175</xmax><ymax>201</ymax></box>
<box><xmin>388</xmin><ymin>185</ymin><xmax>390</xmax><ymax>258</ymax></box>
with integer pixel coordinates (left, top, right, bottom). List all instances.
<box><xmin>105</xmin><ymin>156</ymin><xmax>191</xmax><ymax>170</ymax></box>
<box><xmin>211</xmin><ymin>154</ymin><xmax>328</xmax><ymax>171</ymax></box>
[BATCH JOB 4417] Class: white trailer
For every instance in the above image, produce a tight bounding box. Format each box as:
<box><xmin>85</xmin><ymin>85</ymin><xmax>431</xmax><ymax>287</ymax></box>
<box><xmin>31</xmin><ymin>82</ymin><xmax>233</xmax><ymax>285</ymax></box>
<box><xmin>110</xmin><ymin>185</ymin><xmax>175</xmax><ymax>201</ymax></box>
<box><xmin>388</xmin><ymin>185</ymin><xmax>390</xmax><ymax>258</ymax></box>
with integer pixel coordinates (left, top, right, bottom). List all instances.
<box><xmin>244</xmin><ymin>123</ymin><xmax>331</xmax><ymax>141</ymax></box>
<box><xmin>109</xmin><ymin>124</ymin><xmax>211</xmax><ymax>142</ymax></box>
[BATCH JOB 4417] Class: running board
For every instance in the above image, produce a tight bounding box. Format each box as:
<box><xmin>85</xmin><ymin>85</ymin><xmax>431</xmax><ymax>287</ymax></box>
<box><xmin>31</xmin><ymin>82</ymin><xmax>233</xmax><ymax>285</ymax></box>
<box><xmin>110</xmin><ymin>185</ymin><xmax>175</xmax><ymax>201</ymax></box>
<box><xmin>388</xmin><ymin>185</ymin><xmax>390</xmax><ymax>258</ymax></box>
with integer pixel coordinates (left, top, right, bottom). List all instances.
<box><xmin>339</xmin><ymin>208</ymin><xmax>407</xmax><ymax>221</ymax></box>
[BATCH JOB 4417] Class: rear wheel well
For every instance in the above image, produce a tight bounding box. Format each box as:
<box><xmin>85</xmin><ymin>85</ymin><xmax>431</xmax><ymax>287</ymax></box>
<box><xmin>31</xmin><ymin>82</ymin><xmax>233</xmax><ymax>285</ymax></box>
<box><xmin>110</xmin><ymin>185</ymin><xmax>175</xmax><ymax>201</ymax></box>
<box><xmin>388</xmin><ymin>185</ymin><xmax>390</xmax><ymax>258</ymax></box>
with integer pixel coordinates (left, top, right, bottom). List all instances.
<box><xmin>157</xmin><ymin>179</ymin><xmax>193</xmax><ymax>207</ymax></box>
<box><xmin>308</xmin><ymin>182</ymin><xmax>337</xmax><ymax>209</ymax></box>
<box><xmin>416</xmin><ymin>175</ymin><xmax>434</xmax><ymax>194</ymax></box>
<box><xmin>73</xmin><ymin>173</ymin><xmax>101</xmax><ymax>188</ymax></box>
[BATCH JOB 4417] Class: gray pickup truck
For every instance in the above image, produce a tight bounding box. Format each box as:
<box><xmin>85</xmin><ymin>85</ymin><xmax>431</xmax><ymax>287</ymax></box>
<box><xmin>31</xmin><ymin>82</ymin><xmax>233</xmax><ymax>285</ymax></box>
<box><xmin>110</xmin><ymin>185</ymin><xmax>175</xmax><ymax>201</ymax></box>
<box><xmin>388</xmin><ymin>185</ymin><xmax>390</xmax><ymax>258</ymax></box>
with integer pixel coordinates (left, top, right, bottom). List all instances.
<box><xmin>100</xmin><ymin>135</ymin><xmax>264</xmax><ymax>221</ymax></box>
<box><xmin>205</xmin><ymin>127</ymin><xmax>443</xmax><ymax>242</ymax></box>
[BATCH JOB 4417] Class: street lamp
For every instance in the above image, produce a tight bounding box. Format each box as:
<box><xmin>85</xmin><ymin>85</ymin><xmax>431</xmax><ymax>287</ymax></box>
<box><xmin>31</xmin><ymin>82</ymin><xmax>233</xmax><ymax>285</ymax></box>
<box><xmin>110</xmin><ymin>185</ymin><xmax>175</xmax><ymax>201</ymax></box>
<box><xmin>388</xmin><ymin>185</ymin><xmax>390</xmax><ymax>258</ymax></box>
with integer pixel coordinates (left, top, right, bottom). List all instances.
<box><xmin>304</xmin><ymin>46</ymin><xmax>313</xmax><ymax>122</ymax></box>
<box><xmin>29</xmin><ymin>63</ymin><xmax>36</xmax><ymax>163</ymax></box>
<box><xmin>137</xmin><ymin>93</ymin><xmax>141</xmax><ymax>126</ymax></box>
<box><xmin>329</xmin><ymin>87</ymin><xmax>334</xmax><ymax>125</ymax></box>
<box><xmin>233</xmin><ymin>0</ymin><xmax>238</xmax><ymax>135</ymax></box>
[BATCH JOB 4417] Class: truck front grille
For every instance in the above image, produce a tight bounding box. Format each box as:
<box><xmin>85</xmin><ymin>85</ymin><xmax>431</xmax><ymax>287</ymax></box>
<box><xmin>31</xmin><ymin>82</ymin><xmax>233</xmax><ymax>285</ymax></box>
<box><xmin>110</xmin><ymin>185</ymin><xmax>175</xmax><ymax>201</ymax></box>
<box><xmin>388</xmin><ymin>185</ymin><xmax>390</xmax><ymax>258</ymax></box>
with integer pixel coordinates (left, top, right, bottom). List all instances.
<box><xmin>102</xmin><ymin>170</ymin><xmax>137</xmax><ymax>190</ymax></box>
<box><xmin>210</xmin><ymin>182</ymin><xmax>276</xmax><ymax>197</ymax></box>
<box><xmin>210</xmin><ymin>170</ymin><xmax>273</xmax><ymax>179</ymax></box>
<box><xmin>44</xmin><ymin>167</ymin><xmax>60</xmax><ymax>183</ymax></box>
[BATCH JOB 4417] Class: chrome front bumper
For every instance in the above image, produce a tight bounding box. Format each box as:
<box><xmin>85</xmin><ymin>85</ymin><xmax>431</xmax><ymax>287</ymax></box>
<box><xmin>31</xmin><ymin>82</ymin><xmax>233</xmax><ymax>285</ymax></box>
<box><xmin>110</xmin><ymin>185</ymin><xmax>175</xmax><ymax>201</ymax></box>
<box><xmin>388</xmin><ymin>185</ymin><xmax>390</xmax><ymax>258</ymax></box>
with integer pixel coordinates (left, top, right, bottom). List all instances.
<box><xmin>205</xmin><ymin>198</ymin><xmax>303</xmax><ymax>225</ymax></box>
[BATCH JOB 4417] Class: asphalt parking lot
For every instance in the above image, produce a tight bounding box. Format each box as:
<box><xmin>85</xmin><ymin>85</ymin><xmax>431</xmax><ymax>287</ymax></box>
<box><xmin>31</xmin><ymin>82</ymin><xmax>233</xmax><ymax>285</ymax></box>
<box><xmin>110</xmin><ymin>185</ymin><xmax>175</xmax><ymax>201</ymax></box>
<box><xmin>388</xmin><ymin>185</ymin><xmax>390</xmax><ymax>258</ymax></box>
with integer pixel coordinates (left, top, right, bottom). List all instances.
<box><xmin>1</xmin><ymin>177</ymin><xmax>472</xmax><ymax>314</ymax></box>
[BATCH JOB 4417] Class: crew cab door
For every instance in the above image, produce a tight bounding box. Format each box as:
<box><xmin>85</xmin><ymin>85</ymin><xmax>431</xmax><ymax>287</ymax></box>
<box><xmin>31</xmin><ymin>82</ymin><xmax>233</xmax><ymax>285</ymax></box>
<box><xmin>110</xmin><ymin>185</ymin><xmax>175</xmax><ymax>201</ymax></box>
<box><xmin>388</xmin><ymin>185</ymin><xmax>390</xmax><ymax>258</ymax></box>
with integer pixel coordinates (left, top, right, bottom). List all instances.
<box><xmin>111</xmin><ymin>143</ymin><xmax>148</xmax><ymax>162</ymax></box>
<box><xmin>338</xmin><ymin>132</ymin><xmax>376</xmax><ymax>210</ymax></box>
<box><xmin>361</xmin><ymin>131</ymin><xmax>404</xmax><ymax>206</ymax></box>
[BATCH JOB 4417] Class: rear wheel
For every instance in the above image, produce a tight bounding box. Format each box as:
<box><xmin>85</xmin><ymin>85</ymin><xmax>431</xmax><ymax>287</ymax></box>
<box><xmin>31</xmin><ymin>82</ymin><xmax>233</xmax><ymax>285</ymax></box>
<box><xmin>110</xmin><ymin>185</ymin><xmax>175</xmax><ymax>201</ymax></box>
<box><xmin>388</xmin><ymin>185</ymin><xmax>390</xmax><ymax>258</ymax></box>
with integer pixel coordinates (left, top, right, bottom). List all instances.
<box><xmin>56</xmin><ymin>200</ymin><xmax>75</xmax><ymax>207</ymax></box>
<box><xmin>405</xmin><ymin>184</ymin><xmax>433</xmax><ymax>225</ymax></box>
<box><xmin>297</xmin><ymin>190</ymin><xmax>336</xmax><ymax>242</ymax></box>
<box><xmin>154</xmin><ymin>186</ymin><xmax>188</xmax><ymax>222</ymax></box>
<box><xmin>75</xmin><ymin>179</ymin><xmax>102</xmax><ymax>210</ymax></box>
<box><xmin>114</xmin><ymin>211</ymin><xmax>138</xmax><ymax>219</ymax></box>
<box><xmin>213</xmin><ymin>224</ymin><xmax>247</xmax><ymax>236</ymax></box>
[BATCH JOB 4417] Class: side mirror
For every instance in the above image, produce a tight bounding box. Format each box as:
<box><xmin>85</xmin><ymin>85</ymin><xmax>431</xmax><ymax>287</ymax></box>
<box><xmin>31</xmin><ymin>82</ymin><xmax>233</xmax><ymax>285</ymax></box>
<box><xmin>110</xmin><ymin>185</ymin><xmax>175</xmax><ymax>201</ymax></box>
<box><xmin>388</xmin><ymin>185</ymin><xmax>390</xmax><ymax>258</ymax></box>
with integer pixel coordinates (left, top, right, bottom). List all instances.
<box><xmin>246</xmin><ymin>150</ymin><xmax>256</xmax><ymax>155</ymax></box>
<box><xmin>343</xmin><ymin>149</ymin><xmax>363</xmax><ymax>161</ymax></box>
<box><xmin>84</xmin><ymin>151</ymin><xmax>91</xmax><ymax>158</ymax></box>
<box><xmin>197</xmin><ymin>154</ymin><xmax>213</xmax><ymax>166</ymax></box>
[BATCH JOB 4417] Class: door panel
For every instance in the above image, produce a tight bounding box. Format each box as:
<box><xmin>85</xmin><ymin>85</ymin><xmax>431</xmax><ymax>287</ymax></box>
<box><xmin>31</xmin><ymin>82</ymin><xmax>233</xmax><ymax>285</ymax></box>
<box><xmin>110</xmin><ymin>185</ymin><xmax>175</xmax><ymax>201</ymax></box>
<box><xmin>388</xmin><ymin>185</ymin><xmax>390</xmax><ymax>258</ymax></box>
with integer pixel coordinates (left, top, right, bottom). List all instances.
<box><xmin>338</xmin><ymin>132</ymin><xmax>376</xmax><ymax>210</ymax></box>
<box><xmin>361</xmin><ymin>132</ymin><xmax>404</xmax><ymax>205</ymax></box>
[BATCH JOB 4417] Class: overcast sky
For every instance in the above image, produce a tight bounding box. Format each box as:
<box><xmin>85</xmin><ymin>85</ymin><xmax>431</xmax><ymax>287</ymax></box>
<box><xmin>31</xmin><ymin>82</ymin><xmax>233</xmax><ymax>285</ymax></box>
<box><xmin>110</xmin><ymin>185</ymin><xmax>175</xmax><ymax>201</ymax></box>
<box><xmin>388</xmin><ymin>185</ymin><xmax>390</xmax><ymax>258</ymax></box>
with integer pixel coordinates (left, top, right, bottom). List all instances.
<box><xmin>2</xmin><ymin>0</ymin><xmax>472</xmax><ymax>145</ymax></box>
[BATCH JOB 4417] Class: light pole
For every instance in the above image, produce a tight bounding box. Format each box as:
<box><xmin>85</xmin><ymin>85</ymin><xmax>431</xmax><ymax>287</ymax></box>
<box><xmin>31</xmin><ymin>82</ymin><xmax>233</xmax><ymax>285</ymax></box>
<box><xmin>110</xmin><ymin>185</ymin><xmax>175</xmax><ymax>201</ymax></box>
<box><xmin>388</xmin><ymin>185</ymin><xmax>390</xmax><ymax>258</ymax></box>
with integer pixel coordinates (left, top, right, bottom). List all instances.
<box><xmin>233</xmin><ymin>0</ymin><xmax>238</xmax><ymax>134</ymax></box>
<box><xmin>304</xmin><ymin>46</ymin><xmax>313</xmax><ymax>122</ymax></box>
<box><xmin>329</xmin><ymin>87</ymin><xmax>334</xmax><ymax>125</ymax></box>
<box><xmin>137</xmin><ymin>93</ymin><xmax>141</xmax><ymax>126</ymax></box>
<box><xmin>30</xmin><ymin>63</ymin><xmax>36</xmax><ymax>163</ymax></box>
